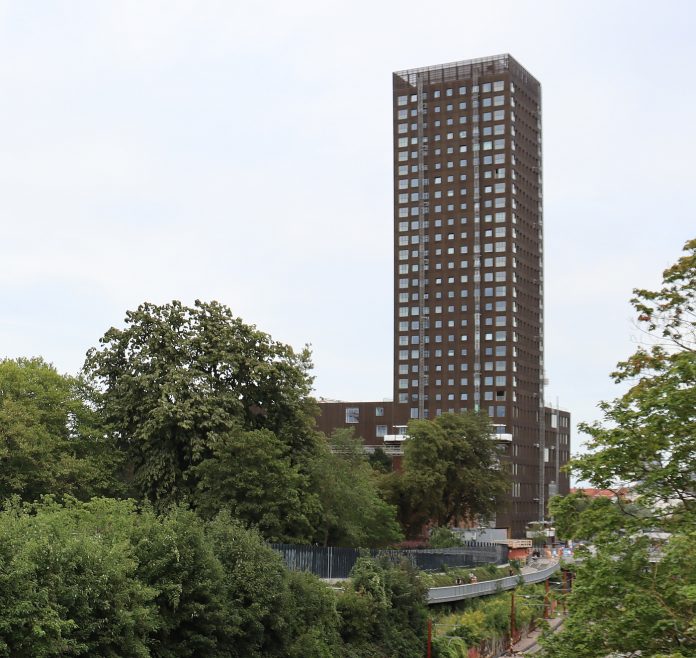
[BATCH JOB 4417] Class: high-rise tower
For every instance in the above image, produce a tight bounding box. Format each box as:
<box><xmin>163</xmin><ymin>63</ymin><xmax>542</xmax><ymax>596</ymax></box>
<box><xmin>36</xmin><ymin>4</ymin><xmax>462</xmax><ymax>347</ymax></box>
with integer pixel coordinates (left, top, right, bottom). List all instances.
<box><xmin>317</xmin><ymin>55</ymin><xmax>570</xmax><ymax>538</ymax></box>
<box><xmin>391</xmin><ymin>55</ymin><xmax>551</xmax><ymax>532</ymax></box>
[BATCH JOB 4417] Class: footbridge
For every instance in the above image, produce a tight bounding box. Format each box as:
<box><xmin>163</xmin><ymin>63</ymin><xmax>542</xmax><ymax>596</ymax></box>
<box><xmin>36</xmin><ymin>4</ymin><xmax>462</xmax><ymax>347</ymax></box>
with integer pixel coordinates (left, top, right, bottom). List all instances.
<box><xmin>427</xmin><ymin>560</ymin><xmax>560</xmax><ymax>604</ymax></box>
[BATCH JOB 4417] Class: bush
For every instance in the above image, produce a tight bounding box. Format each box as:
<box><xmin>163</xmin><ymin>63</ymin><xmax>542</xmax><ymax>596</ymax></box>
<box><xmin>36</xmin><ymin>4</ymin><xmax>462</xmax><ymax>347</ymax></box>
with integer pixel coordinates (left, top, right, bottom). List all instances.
<box><xmin>338</xmin><ymin>557</ymin><xmax>428</xmax><ymax>658</ymax></box>
<box><xmin>432</xmin><ymin>635</ymin><xmax>469</xmax><ymax>658</ymax></box>
<box><xmin>284</xmin><ymin>571</ymin><xmax>341</xmax><ymax>658</ymax></box>
<box><xmin>0</xmin><ymin>497</ymin><xmax>159</xmax><ymax>657</ymax></box>
<box><xmin>429</xmin><ymin>527</ymin><xmax>464</xmax><ymax>548</ymax></box>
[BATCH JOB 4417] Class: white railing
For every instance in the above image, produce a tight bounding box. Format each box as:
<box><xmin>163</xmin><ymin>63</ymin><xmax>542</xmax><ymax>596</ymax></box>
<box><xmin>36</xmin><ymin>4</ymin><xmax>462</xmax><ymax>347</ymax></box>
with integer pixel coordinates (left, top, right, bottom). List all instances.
<box><xmin>363</xmin><ymin>445</ymin><xmax>404</xmax><ymax>456</ymax></box>
<box><xmin>427</xmin><ymin>561</ymin><xmax>560</xmax><ymax>604</ymax></box>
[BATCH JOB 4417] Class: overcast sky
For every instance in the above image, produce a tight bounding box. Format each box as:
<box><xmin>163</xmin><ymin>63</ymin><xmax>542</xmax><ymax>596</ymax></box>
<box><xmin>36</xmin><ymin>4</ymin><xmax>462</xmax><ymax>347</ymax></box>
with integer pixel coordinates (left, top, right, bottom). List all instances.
<box><xmin>1</xmin><ymin>0</ymin><xmax>693</xmax><ymax>456</ymax></box>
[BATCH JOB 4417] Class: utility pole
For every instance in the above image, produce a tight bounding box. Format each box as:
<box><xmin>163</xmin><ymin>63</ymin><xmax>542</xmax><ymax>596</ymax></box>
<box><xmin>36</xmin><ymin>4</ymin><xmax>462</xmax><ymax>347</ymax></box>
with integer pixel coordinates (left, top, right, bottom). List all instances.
<box><xmin>509</xmin><ymin>590</ymin><xmax>516</xmax><ymax>653</ymax></box>
<box><xmin>426</xmin><ymin>618</ymin><xmax>432</xmax><ymax>658</ymax></box>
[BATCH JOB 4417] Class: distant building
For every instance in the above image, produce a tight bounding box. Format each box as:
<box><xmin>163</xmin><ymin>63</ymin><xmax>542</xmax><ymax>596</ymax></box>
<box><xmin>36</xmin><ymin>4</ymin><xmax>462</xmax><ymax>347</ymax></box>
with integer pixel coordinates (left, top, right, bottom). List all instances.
<box><xmin>317</xmin><ymin>55</ymin><xmax>570</xmax><ymax>537</ymax></box>
<box><xmin>570</xmin><ymin>487</ymin><xmax>632</xmax><ymax>500</ymax></box>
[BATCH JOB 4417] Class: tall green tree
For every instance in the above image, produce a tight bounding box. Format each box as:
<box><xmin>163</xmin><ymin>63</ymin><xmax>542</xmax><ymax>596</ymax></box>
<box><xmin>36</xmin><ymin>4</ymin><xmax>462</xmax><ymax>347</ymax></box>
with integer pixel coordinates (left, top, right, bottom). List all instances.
<box><xmin>541</xmin><ymin>532</ymin><xmax>696</xmax><ymax>657</ymax></box>
<box><xmin>193</xmin><ymin>427</ymin><xmax>320</xmax><ymax>543</ymax></box>
<box><xmin>82</xmin><ymin>300</ymin><xmax>318</xmax><ymax>507</ymax></box>
<box><xmin>541</xmin><ymin>238</ymin><xmax>696</xmax><ymax>657</ymax></box>
<box><xmin>309</xmin><ymin>431</ymin><xmax>403</xmax><ymax>547</ymax></box>
<box><xmin>384</xmin><ymin>412</ymin><xmax>507</xmax><ymax>536</ymax></box>
<box><xmin>0</xmin><ymin>357</ymin><xmax>122</xmax><ymax>502</ymax></box>
<box><xmin>572</xmin><ymin>238</ymin><xmax>696</xmax><ymax>530</ymax></box>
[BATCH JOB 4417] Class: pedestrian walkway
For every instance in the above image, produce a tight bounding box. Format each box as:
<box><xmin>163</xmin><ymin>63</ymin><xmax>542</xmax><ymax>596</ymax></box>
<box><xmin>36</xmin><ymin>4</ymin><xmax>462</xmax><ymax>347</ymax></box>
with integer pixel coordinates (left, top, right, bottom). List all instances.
<box><xmin>427</xmin><ymin>559</ymin><xmax>560</xmax><ymax>604</ymax></box>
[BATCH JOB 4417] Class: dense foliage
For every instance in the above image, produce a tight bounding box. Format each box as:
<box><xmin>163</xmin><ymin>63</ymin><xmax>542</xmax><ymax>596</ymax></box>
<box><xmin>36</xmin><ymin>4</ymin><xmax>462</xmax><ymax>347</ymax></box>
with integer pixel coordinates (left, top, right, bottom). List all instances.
<box><xmin>0</xmin><ymin>498</ymin><xmax>428</xmax><ymax>657</ymax></box>
<box><xmin>431</xmin><ymin>585</ymin><xmax>546</xmax><ymax>657</ymax></box>
<box><xmin>82</xmin><ymin>300</ymin><xmax>318</xmax><ymax>508</ymax></box>
<box><xmin>0</xmin><ymin>301</ymin><xmax>436</xmax><ymax>656</ymax></box>
<box><xmin>337</xmin><ymin>557</ymin><xmax>428</xmax><ymax>657</ymax></box>
<box><xmin>542</xmin><ymin>238</ymin><xmax>696</xmax><ymax>657</ymax></box>
<box><xmin>429</xmin><ymin>526</ymin><xmax>465</xmax><ymax>548</ymax></box>
<box><xmin>0</xmin><ymin>357</ymin><xmax>122</xmax><ymax>502</ymax></box>
<box><xmin>383</xmin><ymin>412</ymin><xmax>508</xmax><ymax>537</ymax></box>
<box><xmin>311</xmin><ymin>430</ymin><xmax>403</xmax><ymax>547</ymax></box>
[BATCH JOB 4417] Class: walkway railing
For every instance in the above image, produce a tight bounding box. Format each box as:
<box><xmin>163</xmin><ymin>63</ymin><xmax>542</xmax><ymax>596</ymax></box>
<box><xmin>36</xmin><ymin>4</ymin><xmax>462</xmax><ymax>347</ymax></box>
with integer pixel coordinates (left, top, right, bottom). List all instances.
<box><xmin>427</xmin><ymin>561</ymin><xmax>560</xmax><ymax>604</ymax></box>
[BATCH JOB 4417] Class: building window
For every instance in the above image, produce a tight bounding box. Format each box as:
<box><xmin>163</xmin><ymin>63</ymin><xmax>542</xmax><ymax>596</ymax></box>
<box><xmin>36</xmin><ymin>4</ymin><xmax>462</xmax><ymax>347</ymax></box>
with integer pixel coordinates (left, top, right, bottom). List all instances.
<box><xmin>345</xmin><ymin>408</ymin><xmax>359</xmax><ymax>424</ymax></box>
<box><xmin>376</xmin><ymin>407</ymin><xmax>384</xmax><ymax>417</ymax></box>
<box><xmin>376</xmin><ymin>425</ymin><xmax>387</xmax><ymax>437</ymax></box>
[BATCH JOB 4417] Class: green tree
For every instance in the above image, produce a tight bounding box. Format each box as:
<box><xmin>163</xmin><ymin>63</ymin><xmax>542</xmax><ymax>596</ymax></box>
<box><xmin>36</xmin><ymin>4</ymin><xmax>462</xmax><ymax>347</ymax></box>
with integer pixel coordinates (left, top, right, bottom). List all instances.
<box><xmin>205</xmin><ymin>513</ymin><xmax>294</xmax><ymax>657</ymax></box>
<box><xmin>429</xmin><ymin>526</ymin><xmax>464</xmax><ymax>548</ymax></box>
<box><xmin>133</xmin><ymin>506</ymin><xmax>228</xmax><ymax>658</ymax></box>
<box><xmin>0</xmin><ymin>497</ymin><xmax>158</xmax><ymax>657</ymax></box>
<box><xmin>283</xmin><ymin>571</ymin><xmax>342</xmax><ymax>658</ymax></box>
<box><xmin>548</xmin><ymin>491</ymin><xmax>625</xmax><ymax>542</ymax></box>
<box><xmin>193</xmin><ymin>427</ymin><xmax>319</xmax><ymax>543</ymax></box>
<box><xmin>367</xmin><ymin>447</ymin><xmax>393</xmax><ymax>473</ymax></box>
<box><xmin>541</xmin><ymin>238</ymin><xmax>696</xmax><ymax>657</ymax></box>
<box><xmin>541</xmin><ymin>532</ymin><xmax>696</xmax><ymax>657</ymax></box>
<box><xmin>82</xmin><ymin>300</ymin><xmax>318</xmax><ymax>507</ymax></box>
<box><xmin>385</xmin><ymin>412</ymin><xmax>507</xmax><ymax>536</ymax></box>
<box><xmin>337</xmin><ymin>557</ymin><xmax>428</xmax><ymax>658</ymax></box>
<box><xmin>309</xmin><ymin>431</ymin><xmax>403</xmax><ymax>547</ymax></box>
<box><xmin>571</xmin><ymin>238</ymin><xmax>696</xmax><ymax>531</ymax></box>
<box><xmin>0</xmin><ymin>498</ymin><xmax>348</xmax><ymax>658</ymax></box>
<box><xmin>0</xmin><ymin>357</ymin><xmax>122</xmax><ymax>502</ymax></box>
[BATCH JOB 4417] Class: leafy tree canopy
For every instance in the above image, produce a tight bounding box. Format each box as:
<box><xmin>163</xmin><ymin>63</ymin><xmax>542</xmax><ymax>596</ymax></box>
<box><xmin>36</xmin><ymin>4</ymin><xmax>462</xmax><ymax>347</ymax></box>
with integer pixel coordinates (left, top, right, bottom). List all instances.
<box><xmin>0</xmin><ymin>498</ymin><xmax>428</xmax><ymax>658</ymax></box>
<box><xmin>193</xmin><ymin>427</ymin><xmax>320</xmax><ymax>543</ymax></box>
<box><xmin>541</xmin><ymin>532</ymin><xmax>696</xmax><ymax>657</ymax></box>
<box><xmin>548</xmin><ymin>491</ymin><xmax>626</xmax><ymax>542</ymax></box>
<box><xmin>82</xmin><ymin>300</ymin><xmax>318</xmax><ymax>507</ymax></box>
<box><xmin>571</xmin><ymin>238</ymin><xmax>696</xmax><ymax>531</ymax></box>
<box><xmin>384</xmin><ymin>412</ymin><xmax>507</xmax><ymax>537</ymax></box>
<box><xmin>310</xmin><ymin>430</ymin><xmax>403</xmax><ymax>547</ymax></box>
<box><xmin>338</xmin><ymin>557</ymin><xmax>428</xmax><ymax>658</ymax></box>
<box><xmin>0</xmin><ymin>357</ymin><xmax>122</xmax><ymax>502</ymax></box>
<box><xmin>542</xmin><ymin>238</ymin><xmax>696</xmax><ymax>657</ymax></box>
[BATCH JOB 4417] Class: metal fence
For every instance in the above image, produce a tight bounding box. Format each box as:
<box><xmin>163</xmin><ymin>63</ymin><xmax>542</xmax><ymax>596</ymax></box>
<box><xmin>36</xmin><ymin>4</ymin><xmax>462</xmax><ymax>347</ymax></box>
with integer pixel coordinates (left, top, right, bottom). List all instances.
<box><xmin>270</xmin><ymin>542</ymin><xmax>508</xmax><ymax>580</ymax></box>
